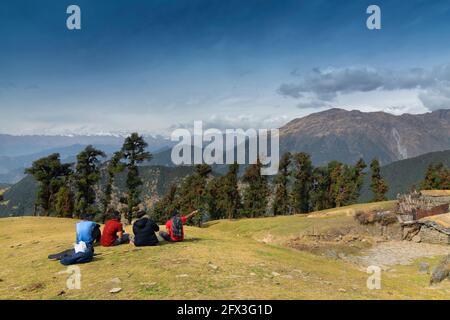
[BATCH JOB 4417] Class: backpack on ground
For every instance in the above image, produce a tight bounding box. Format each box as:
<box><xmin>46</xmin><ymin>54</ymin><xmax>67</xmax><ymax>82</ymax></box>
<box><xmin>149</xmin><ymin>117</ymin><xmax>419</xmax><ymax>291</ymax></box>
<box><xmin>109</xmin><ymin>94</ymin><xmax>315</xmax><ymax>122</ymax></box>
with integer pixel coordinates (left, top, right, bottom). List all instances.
<box><xmin>171</xmin><ymin>216</ymin><xmax>183</xmax><ymax>238</ymax></box>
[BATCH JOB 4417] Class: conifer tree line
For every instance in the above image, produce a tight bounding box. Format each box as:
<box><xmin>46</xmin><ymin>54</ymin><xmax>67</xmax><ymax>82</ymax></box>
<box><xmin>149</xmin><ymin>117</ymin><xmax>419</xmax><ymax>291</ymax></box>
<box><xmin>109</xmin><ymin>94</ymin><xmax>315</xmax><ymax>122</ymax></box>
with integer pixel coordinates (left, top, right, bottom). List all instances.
<box><xmin>150</xmin><ymin>153</ymin><xmax>390</xmax><ymax>224</ymax></box>
<box><xmin>421</xmin><ymin>163</ymin><xmax>450</xmax><ymax>190</ymax></box>
<box><xmin>26</xmin><ymin>133</ymin><xmax>394</xmax><ymax>223</ymax></box>
<box><xmin>26</xmin><ymin>133</ymin><xmax>151</xmax><ymax>221</ymax></box>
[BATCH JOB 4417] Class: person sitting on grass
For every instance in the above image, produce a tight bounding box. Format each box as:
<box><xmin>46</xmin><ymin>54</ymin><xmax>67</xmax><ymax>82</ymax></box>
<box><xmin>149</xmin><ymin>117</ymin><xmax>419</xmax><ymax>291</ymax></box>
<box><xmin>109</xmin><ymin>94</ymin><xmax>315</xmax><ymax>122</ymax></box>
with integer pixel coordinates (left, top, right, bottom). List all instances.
<box><xmin>76</xmin><ymin>213</ymin><xmax>100</xmax><ymax>247</ymax></box>
<box><xmin>159</xmin><ymin>209</ymin><xmax>199</xmax><ymax>242</ymax></box>
<box><xmin>132</xmin><ymin>210</ymin><xmax>160</xmax><ymax>247</ymax></box>
<box><xmin>101</xmin><ymin>210</ymin><xmax>130</xmax><ymax>247</ymax></box>
<box><xmin>48</xmin><ymin>213</ymin><xmax>99</xmax><ymax>262</ymax></box>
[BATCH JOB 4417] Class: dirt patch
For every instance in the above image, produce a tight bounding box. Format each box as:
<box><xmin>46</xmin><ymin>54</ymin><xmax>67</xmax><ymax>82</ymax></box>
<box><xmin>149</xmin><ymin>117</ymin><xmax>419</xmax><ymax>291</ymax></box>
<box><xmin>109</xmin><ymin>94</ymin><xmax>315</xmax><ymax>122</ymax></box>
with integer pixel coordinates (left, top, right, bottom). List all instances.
<box><xmin>287</xmin><ymin>232</ymin><xmax>373</xmax><ymax>258</ymax></box>
<box><xmin>285</xmin><ymin>219</ymin><xmax>402</xmax><ymax>257</ymax></box>
<box><xmin>286</xmin><ymin>223</ymin><xmax>450</xmax><ymax>270</ymax></box>
<box><xmin>288</xmin><ymin>240</ymin><xmax>369</xmax><ymax>258</ymax></box>
<box><xmin>346</xmin><ymin>241</ymin><xmax>450</xmax><ymax>269</ymax></box>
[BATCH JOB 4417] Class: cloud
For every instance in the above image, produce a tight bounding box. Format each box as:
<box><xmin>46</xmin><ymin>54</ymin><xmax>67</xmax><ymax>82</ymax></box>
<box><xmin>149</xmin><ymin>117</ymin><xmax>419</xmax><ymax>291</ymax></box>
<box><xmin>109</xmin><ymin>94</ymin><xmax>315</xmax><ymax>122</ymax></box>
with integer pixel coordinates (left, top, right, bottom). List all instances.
<box><xmin>418</xmin><ymin>86</ymin><xmax>450</xmax><ymax>111</ymax></box>
<box><xmin>168</xmin><ymin>114</ymin><xmax>289</xmax><ymax>132</ymax></box>
<box><xmin>278</xmin><ymin>65</ymin><xmax>450</xmax><ymax>111</ymax></box>
<box><xmin>278</xmin><ymin>83</ymin><xmax>304</xmax><ymax>99</ymax></box>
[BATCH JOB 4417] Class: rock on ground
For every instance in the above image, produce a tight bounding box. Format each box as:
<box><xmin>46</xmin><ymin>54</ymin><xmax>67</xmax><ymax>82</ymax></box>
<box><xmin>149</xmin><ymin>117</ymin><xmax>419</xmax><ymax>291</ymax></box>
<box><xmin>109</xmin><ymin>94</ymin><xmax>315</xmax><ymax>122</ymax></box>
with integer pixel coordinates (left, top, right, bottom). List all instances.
<box><xmin>430</xmin><ymin>255</ymin><xmax>450</xmax><ymax>285</ymax></box>
<box><xmin>109</xmin><ymin>287</ymin><xmax>122</xmax><ymax>293</ymax></box>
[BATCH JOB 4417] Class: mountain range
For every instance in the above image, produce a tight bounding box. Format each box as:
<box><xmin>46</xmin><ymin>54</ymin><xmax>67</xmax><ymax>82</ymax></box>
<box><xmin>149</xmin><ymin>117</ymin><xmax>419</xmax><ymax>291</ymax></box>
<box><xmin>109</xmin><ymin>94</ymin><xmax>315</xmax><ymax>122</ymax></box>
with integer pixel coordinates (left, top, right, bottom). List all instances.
<box><xmin>0</xmin><ymin>135</ymin><xmax>174</xmax><ymax>184</ymax></box>
<box><xmin>1</xmin><ymin>108</ymin><xmax>449</xmax><ymax>184</ymax></box>
<box><xmin>280</xmin><ymin>108</ymin><xmax>450</xmax><ymax>165</ymax></box>
<box><xmin>0</xmin><ymin>133</ymin><xmax>172</xmax><ymax>157</ymax></box>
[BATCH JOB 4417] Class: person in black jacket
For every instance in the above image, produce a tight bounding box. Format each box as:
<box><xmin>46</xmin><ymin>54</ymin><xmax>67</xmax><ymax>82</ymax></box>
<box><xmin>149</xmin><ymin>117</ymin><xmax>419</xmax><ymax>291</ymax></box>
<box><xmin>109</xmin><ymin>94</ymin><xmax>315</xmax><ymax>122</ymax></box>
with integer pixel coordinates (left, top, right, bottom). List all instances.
<box><xmin>133</xmin><ymin>211</ymin><xmax>160</xmax><ymax>246</ymax></box>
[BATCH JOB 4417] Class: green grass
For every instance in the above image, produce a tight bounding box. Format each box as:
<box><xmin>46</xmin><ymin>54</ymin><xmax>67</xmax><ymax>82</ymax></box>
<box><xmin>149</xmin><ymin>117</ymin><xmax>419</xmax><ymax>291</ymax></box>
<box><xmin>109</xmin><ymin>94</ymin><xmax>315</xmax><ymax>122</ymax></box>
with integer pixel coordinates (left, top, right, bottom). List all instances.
<box><xmin>0</xmin><ymin>201</ymin><xmax>449</xmax><ymax>300</ymax></box>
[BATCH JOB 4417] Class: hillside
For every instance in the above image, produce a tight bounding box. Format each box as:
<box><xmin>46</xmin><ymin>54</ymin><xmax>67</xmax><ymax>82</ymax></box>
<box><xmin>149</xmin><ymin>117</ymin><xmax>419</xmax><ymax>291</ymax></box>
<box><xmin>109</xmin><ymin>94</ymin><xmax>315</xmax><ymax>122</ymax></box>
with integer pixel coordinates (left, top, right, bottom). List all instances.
<box><xmin>280</xmin><ymin>108</ymin><xmax>450</xmax><ymax>165</ymax></box>
<box><xmin>359</xmin><ymin>150</ymin><xmax>450</xmax><ymax>201</ymax></box>
<box><xmin>0</xmin><ymin>175</ymin><xmax>37</xmax><ymax>217</ymax></box>
<box><xmin>1</xmin><ymin>201</ymin><xmax>449</xmax><ymax>300</ymax></box>
<box><xmin>0</xmin><ymin>165</ymin><xmax>194</xmax><ymax>217</ymax></box>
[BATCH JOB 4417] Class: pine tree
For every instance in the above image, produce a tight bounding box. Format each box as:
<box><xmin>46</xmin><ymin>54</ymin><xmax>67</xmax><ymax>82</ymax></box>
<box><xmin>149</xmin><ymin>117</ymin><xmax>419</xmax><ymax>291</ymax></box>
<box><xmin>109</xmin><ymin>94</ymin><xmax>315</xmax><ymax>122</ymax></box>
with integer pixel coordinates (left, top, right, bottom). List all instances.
<box><xmin>101</xmin><ymin>151</ymin><xmax>125</xmax><ymax>220</ymax></box>
<box><xmin>350</xmin><ymin>158</ymin><xmax>367</xmax><ymax>202</ymax></box>
<box><xmin>291</xmin><ymin>152</ymin><xmax>313</xmax><ymax>213</ymax></box>
<box><xmin>178</xmin><ymin>164</ymin><xmax>212</xmax><ymax>226</ymax></box>
<box><xmin>310</xmin><ymin>166</ymin><xmax>331</xmax><ymax>211</ymax></box>
<box><xmin>443</xmin><ymin>167</ymin><xmax>450</xmax><ymax>189</ymax></box>
<box><xmin>422</xmin><ymin>164</ymin><xmax>437</xmax><ymax>190</ymax></box>
<box><xmin>215</xmin><ymin>163</ymin><xmax>242</xmax><ymax>219</ymax></box>
<box><xmin>152</xmin><ymin>184</ymin><xmax>178</xmax><ymax>223</ymax></box>
<box><xmin>421</xmin><ymin>163</ymin><xmax>450</xmax><ymax>190</ymax></box>
<box><xmin>370</xmin><ymin>159</ymin><xmax>389</xmax><ymax>202</ymax></box>
<box><xmin>74</xmin><ymin>145</ymin><xmax>106</xmax><ymax>217</ymax></box>
<box><xmin>273</xmin><ymin>152</ymin><xmax>291</xmax><ymax>215</ymax></box>
<box><xmin>25</xmin><ymin>153</ymin><xmax>72</xmax><ymax>216</ymax></box>
<box><xmin>120</xmin><ymin>133</ymin><xmax>152</xmax><ymax>223</ymax></box>
<box><xmin>205</xmin><ymin>176</ymin><xmax>223</xmax><ymax>220</ymax></box>
<box><xmin>328</xmin><ymin>161</ymin><xmax>347</xmax><ymax>207</ymax></box>
<box><xmin>54</xmin><ymin>184</ymin><xmax>74</xmax><ymax>218</ymax></box>
<box><xmin>242</xmin><ymin>159</ymin><xmax>269</xmax><ymax>218</ymax></box>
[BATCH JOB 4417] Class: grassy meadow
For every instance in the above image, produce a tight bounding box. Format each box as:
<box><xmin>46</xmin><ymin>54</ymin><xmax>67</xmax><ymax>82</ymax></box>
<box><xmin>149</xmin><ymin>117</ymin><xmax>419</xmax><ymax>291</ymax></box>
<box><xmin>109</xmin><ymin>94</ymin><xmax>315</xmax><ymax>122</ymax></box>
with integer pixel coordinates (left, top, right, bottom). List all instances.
<box><xmin>0</xmin><ymin>201</ymin><xmax>449</xmax><ymax>300</ymax></box>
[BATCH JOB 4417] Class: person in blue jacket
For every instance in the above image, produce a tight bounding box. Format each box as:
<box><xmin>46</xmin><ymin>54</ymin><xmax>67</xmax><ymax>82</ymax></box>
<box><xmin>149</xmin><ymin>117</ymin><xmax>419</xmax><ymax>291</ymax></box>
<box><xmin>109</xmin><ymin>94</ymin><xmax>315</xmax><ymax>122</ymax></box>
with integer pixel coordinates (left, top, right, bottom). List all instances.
<box><xmin>48</xmin><ymin>214</ymin><xmax>100</xmax><ymax>264</ymax></box>
<box><xmin>76</xmin><ymin>214</ymin><xmax>99</xmax><ymax>247</ymax></box>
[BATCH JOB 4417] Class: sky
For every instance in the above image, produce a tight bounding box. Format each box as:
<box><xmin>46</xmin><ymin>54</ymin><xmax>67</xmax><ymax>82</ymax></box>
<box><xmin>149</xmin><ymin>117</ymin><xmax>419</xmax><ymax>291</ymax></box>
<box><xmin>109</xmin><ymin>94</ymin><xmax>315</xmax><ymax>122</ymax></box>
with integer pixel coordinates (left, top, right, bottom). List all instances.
<box><xmin>1</xmin><ymin>0</ymin><xmax>450</xmax><ymax>135</ymax></box>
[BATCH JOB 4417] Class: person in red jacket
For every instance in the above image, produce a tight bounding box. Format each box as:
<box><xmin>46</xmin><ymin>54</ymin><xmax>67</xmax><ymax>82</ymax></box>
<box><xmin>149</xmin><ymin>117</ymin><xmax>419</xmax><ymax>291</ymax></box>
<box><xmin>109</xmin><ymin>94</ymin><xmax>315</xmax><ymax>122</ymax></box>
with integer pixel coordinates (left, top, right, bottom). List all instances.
<box><xmin>159</xmin><ymin>209</ymin><xmax>199</xmax><ymax>242</ymax></box>
<box><xmin>101</xmin><ymin>211</ymin><xmax>130</xmax><ymax>247</ymax></box>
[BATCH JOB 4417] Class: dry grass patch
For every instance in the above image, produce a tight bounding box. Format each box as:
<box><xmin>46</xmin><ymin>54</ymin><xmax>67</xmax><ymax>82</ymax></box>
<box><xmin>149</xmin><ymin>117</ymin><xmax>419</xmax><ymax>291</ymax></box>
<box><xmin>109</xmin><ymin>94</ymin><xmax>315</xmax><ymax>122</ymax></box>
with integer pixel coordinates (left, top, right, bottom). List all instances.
<box><xmin>0</xmin><ymin>202</ymin><xmax>449</xmax><ymax>300</ymax></box>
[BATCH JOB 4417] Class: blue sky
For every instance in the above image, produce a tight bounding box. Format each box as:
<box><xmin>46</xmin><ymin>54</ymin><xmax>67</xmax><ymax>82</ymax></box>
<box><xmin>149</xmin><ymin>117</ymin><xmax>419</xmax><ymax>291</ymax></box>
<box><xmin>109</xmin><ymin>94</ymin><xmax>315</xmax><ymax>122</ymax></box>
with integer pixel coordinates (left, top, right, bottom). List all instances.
<box><xmin>1</xmin><ymin>0</ymin><xmax>450</xmax><ymax>135</ymax></box>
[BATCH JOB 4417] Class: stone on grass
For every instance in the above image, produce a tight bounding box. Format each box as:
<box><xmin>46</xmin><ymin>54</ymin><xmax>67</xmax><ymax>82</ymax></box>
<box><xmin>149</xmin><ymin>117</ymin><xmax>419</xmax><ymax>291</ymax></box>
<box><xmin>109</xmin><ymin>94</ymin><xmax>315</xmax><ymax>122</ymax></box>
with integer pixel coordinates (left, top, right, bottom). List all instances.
<box><xmin>208</xmin><ymin>263</ymin><xmax>218</xmax><ymax>271</ymax></box>
<box><xmin>109</xmin><ymin>287</ymin><xmax>122</xmax><ymax>294</ymax></box>
<box><xmin>430</xmin><ymin>255</ymin><xmax>450</xmax><ymax>285</ymax></box>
